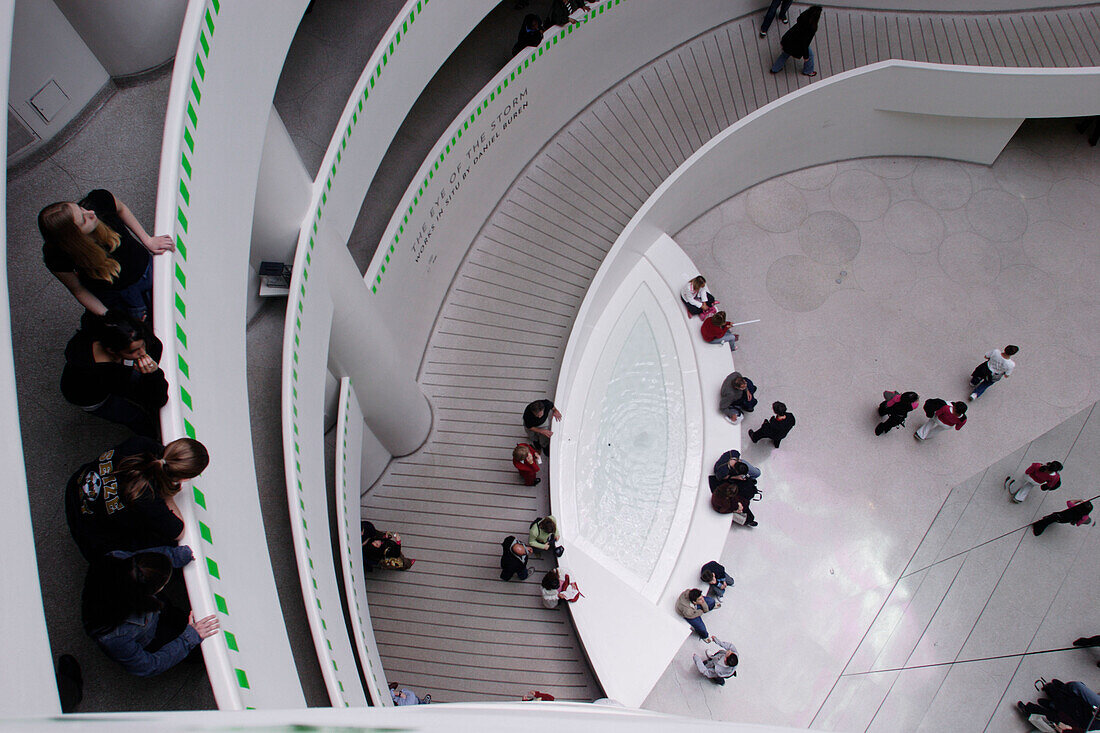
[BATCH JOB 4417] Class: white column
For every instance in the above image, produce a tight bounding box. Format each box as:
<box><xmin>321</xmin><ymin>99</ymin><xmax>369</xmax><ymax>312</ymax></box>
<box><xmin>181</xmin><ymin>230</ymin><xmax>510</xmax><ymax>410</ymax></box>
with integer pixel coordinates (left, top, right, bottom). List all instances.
<box><xmin>53</xmin><ymin>0</ymin><xmax>186</xmax><ymax>77</ymax></box>
<box><xmin>251</xmin><ymin>106</ymin><xmax>312</xmax><ymax>268</ymax></box>
<box><xmin>326</xmin><ymin>246</ymin><xmax>431</xmax><ymax>457</ymax></box>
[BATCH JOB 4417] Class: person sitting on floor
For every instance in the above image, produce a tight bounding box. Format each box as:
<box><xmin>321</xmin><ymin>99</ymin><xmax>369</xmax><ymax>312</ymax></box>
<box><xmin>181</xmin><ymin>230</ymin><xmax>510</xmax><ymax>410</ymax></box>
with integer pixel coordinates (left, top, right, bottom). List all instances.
<box><xmin>711</xmin><ymin>477</ymin><xmax>760</xmax><ymax>527</ymax></box>
<box><xmin>701</xmin><ymin>311</ymin><xmax>739</xmax><ymax>351</ymax></box>
<box><xmin>681</xmin><ymin>275</ymin><xmax>718</xmax><ymax>319</ymax></box>
<box><xmin>361</xmin><ymin>520</ymin><xmax>414</xmax><ymax>570</ymax></box>
<box><xmin>714</xmin><ymin>448</ymin><xmax>761</xmax><ymax>482</ymax></box>
<box><xmin>676</xmin><ymin>588</ymin><xmax>718</xmax><ymax>640</ymax></box>
<box><xmin>500</xmin><ymin>535</ymin><xmax>532</xmax><ymax>581</ymax></box>
<box><xmin>700</xmin><ymin>561</ymin><xmax>735</xmax><ymax>600</ymax></box>
<box><xmin>719</xmin><ymin>371</ymin><xmax>757</xmax><ymax>424</ymax></box>
<box><xmin>529</xmin><ymin>515</ymin><xmax>563</xmax><ymax>557</ymax></box>
<box><xmin>389</xmin><ymin>681</ymin><xmax>430</xmax><ymax>705</ymax></box>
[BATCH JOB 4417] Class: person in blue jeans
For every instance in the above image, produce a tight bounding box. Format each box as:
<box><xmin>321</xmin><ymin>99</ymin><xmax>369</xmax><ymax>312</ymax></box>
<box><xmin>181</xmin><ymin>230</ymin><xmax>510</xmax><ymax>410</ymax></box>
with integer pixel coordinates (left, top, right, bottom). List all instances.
<box><xmin>758</xmin><ymin>0</ymin><xmax>793</xmax><ymax>37</ymax></box>
<box><xmin>770</xmin><ymin>6</ymin><xmax>822</xmax><ymax>77</ymax></box>
<box><xmin>714</xmin><ymin>448</ymin><xmax>761</xmax><ymax>482</ymax></box>
<box><xmin>676</xmin><ymin>588</ymin><xmax>718</xmax><ymax>639</ymax></box>
<box><xmin>700</xmin><ymin>561</ymin><xmax>735</xmax><ymax>600</ymax></box>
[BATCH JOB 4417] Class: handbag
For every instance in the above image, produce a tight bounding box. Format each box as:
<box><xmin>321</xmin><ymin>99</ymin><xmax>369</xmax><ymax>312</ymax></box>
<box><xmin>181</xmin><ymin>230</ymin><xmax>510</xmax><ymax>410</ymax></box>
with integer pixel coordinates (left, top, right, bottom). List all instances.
<box><xmin>731</xmin><ymin>511</ymin><xmax>748</xmax><ymax>525</ymax></box>
<box><xmin>1027</xmin><ymin>713</ymin><xmax>1056</xmax><ymax>733</ymax></box>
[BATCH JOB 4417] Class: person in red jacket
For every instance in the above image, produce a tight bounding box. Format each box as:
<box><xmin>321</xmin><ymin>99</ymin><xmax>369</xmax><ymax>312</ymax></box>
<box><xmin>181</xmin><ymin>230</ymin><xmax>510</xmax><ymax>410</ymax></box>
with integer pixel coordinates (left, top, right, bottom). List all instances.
<box><xmin>512</xmin><ymin>443</ymin><xmax>541</xmax><ymax>486</ymax></box>
<box><xmin>700</xmin><ymin>311</ymin><xmax>739</xmax><ymax>351</ymax></box>
<box><xmin>1005</xmin><ymin>461</ymin><xmax>1062</xmax><ymax>503</ymax></box>
<box><xmin>914</xmin><ymin>401</ymin><xmax>967</xmax><ymax>441</ymax></box>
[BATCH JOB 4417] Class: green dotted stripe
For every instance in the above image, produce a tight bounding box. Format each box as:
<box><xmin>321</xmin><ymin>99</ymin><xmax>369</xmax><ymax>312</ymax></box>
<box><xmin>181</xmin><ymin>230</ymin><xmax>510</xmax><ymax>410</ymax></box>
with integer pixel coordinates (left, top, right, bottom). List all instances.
<box><xmin>338</xmin><ymin>396</ymin><xmax>387</xmax><ymax>703</ymax></box>
<box><xmin>168</xmin><ymin>0</ymin><xmax>252</xmax><ymax>698</ymax></box>
<box><xmin>363</xmin><ymin>0</ymin><xmax>619</xmax><ymax>294</ymax></box>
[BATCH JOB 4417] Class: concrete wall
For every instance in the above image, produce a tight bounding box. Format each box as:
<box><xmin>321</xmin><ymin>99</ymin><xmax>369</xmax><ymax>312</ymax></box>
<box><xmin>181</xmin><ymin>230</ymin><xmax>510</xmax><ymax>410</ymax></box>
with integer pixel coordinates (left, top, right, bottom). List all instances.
<box><xmin>53</xmin><ymin>0</ymin><xmax>186</xmax><ymax>77</ymax></box>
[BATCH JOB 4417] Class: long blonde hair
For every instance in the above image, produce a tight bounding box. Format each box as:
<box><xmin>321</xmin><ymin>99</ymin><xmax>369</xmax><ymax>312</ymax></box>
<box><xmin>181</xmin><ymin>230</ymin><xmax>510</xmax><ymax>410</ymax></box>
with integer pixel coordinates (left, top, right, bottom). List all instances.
<box><xmin>39</xmin><ymin>201</ymin><xmax>122</xmax><ymax>282</ymax></box>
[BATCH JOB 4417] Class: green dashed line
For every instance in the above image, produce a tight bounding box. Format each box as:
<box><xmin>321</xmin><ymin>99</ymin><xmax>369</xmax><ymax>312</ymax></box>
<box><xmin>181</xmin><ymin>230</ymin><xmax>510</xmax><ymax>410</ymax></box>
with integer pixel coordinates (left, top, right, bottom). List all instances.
<box><xmin>184</xmin><ymin>419</ymin><xmax>196</xmax><ymax>439</ymax></box>
<box><xmin>199</xmin><ymin>521</ymin><xmax>212</xmax><ymax>543</ymax></box>
<box><xmin>178</xmin><ymin>354</ymin><xmax>190</xmax><ymax>378</ymax></box>
<box><xmin>199</xmin><ymin>30</ymin><xmax>209</xmax><ymax>56</ymax></box>
<box><xmin>176</xmin><ymin>235</ymin><xmax>187</xmax><ymax>260</ymax></box>
<box><xmin>210</xmin><ymin>0</ymin><xmax>219</xmax><ymax>13</ymax></box>
<box><xmin>180</xmin><ymin>386</ymin><xmax>193</xmax><ymax>409</ymax></box>
<box><xmin>195</xmin><ymin>54</ymin><xmax>205</xmax><ymax>80</ymax></box>
<box><xmin>224</xmin><ymin>630</ymin><xmax>238</xmax><ymax>651</ymax></box>
<box><xmin>186</xmin><ymin>102</ymin><xmax>197</xmax><ymax>127</ymax></box>
<box><xmin>175</xmin><ymin>263</ymin><xmax>186</xmax><ymax>287</ymax></box>
<box><xmin>184</xmin><ymin>128</ymin><xmax>194</xmax><ymax>153</ymax></box>
<box><xmin>177</xmin><ymin>207</ymin><xmax>188</xmax><ymax>232</ymax></box>
<box><xmin>181</xmin><ymin>153</ymin><xmax>192</xmax><ymax>178</ymax></box>
<box><xmin>235</xmin><ymin>669</ymin><xmax>249</xmax><ymax>689</ymax></box>
<box><xmin>193</xmin><ymin>486</ymin><xmax>207</xmax><ymax>509</ymax></box>
<box><xmin>204</xmin><ymin>8</ymin><xmax>215</xmax><ymax>34</ymax></box>
<box><xmin>174</xmin><ymin>293</ymin><xmax>186</xmax><ymax>317</ymax></box>
<box><xmin>206</xmin><ymin>557</ymin><xmax>220</xmax><ymax>578</ymax></box>
<box><xmin>175</xmin><ymin>324</ymin><xmax>187</xmax><ymax>348</ymax></box>
<box><xmin>191</xmin><ymin>77</ymin><xmax>202</xmax><ymax>104</ymax></box>
<box><xmin>215</xmin><ymin>594</ymin><xmax>228</xmax><ymax>614</ymax></box>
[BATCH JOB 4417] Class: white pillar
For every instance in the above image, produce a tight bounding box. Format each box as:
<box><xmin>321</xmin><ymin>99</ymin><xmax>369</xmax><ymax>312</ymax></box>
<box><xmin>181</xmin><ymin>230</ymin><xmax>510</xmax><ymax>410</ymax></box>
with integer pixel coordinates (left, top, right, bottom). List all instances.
<box><xmin>327</xmin><ymin>246</ymin><xmax>431</xmax><ymax>457</ymax></box>
<box><xmin>53</xmin><ymin>0</ymin><xmax>186</xmax><ymax>77</ymax></box>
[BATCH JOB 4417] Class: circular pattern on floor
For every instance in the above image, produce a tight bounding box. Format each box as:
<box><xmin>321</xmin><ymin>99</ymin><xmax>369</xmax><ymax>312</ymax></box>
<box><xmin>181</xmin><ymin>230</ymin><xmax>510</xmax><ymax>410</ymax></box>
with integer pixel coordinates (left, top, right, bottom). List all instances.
<box><xmin>884</xmin><ymin>199</ymin><xmax>945</xmax><ymax>254</ymax></box>
<box><xmin>938</xmin><ymin>232</ymin><xmax>1001</xmax><ymax>285</ymax></box>
<box><xmin>1046</xmin><ymin>179</ymin><xmax>1100</xmax><ymax>232</ymax></box>
<box><xmin>746</xmin><ymin>178</ymin><xmax>808</xmax><ymax>233</ymax></box>
<box><xmin>992</xmin><ymin>265</ymin><xmax>1057</xmax><ymax>321</ymax></box>
<box><xmin>1021</xmin><ymin>219</ymin><xmax>1087</xmax><ymax>277</ymax></box>
<box><xmin>787</xmin><ymin>162</ymin><xmax>838</xmax><ymax>190</ymax></box>
<box><xmin>798</xmin><ymin>210</ymin><xmax>860</xmax><ymax>265</ymax></box>
<box><xmin>828</xmin><ymin>170</ymin><xmax>890</xmax><ymax>221</ymax></box>
<box><xmin>765</xmin><ymin>255</ymin><xmax>837</xmax><ymax>312</ymax></box>
<box><xmin>1031</xmin><ymin>346</ymin><xmax>1091</xmax><ymax>409</ymax></box>
<box><xmin>713</xmin><ymin>220</ymin><xmax>775</xmax><ymax>279</ymax></box>
<box><xmin>992</xmin><ymin>147</ymin><xmax>1054</xmax><ymax>199</ymax></box>
<box><xmin>913</xmin><ymin>159</ymin><xmax>973</xmax><ymax>210</ymax></box>
<box><xmin>863</xmin><ymin>156</ymin><xmax>918</xmax><ymax>179</ymax></box>
<box><xmin>966</xmin><ymin>188</ymin><xmax>1028</xmax><ymax>242</ymax></box>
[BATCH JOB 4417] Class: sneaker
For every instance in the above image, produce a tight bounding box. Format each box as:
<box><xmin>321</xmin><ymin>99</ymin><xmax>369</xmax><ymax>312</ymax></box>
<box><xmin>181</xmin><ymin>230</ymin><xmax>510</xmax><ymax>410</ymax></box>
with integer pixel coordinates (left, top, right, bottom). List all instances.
<box><xmin>759</xmin><ymin>29</ymin><xmax>767</xmax><ymax>37</ymax></box>
<box><xmin>780</xmin><ymin>14</ymin><xmax>789</xmax><ymax>23</ymax></box>
<box><xmin>968</xmin><ymin>392</ymin><xmax>978</xmax><ymax>401</ymax></box>
<box><xmin>746</xmin><ymin>520</ymin><xmax>759</xmax><ymax>527</ymax></box>
<box><xmin>533</xmin><ymin>477</ymin><xmax>541</xmax><ymax>485</ymax></box>
<box><xmin>711</xmin><ymin>676</ymin><xmax>726</xmax><ymax>685</ymax></box>
<box><xmin>422</xmin><ymin>694</ymin><xmax>431</xmax><ymax>704</ymax></box>
<box><xmin>1004</xmin><ymin>476</ymin><xmax>1014</xmax><ymax>490</ymax></box>
<box><xmin>724</xmin><ymin>414</ymin><xmax>741</xmax><ymax>425</ymax></box>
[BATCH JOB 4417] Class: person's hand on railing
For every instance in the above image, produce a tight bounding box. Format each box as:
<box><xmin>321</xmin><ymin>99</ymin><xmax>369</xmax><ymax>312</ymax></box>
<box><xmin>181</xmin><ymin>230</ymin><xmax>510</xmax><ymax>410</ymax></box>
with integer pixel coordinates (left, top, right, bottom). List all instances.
<box><xmin>189</xmin><ymin>612</ymin><xmax>220</xmax><ymax>640</ymax></box>
<box><xmin>143</xmin><ymin>234</ymin><xmax>176</xmax><ymax>254</ymax></box>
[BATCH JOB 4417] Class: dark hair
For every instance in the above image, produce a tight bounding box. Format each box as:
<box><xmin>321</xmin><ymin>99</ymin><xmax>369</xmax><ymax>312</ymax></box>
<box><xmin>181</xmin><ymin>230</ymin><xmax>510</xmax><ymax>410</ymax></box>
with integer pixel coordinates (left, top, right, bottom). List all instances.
<box><xmin>538</xmin><ymin>517</ymin><xmax>556</xmax><ymax>534</ymax></box>
<box><xmin>952</xmin><ymin>402</ymin><xmax>968</xmax><ymax>416</ymax></box>
<box><xmin>772</xmin><ymin>401</ymin><xmax>787</xmax><ymax>415</ymax></box>
<box><xmin>700</xmin><ymin>570</ymin><xmax>715</xmax><ymax>583</ymax></box>
<box><xmin>82</xmin><ymin>552</ymin><xmax>172</xmax><ymax>633</ymax></box>
<box><xmin>117</xmin><ymin>438</ymin><xmax>210</xmax><ymax>503</ymax></box>
<box><xmin>1004</xmin><ymin>345</ymin><xmax>1019</xmax><ymax>356</ymax></box>
<box><xmin>688</xmin><ymin>588</ymin><xmax>703</xmax><ymax>602</ymax></box>
<box><xmin>93</xmin><ymin>310</ymin><xmax>146</xmax><ymax>353</ymax></box>
<box><xmin>541</xmin><ymin>569</ymin><xmax>560</xmax><ymax>590</ymax></box>
<box><xmin>523</xmin><ymin>13</ymin><xmax>540</xmax><ymax>29</ymax></box>
<box><xmin>726</xmin><ymin>652</ymin><xmax>739</xmax><ymax>667</ymax></box>
<box><xmin>731</xmin><ymin>462</ymin><xmax>749</xmax><ymax>477</ymax></box>
<box><xmin>710</xmin><ymin>311</ymin><xmax>727</xmax><ymax>327</ymax></box>
<box><xmin>901</xmin><ymin>391</ymin><xmax>919</xmax><ymax>404</ymax></box>
<box><xmin>1046</xmin><ymin>461</ymin><xmax>1063</xmax><ymax>472</ymax></box>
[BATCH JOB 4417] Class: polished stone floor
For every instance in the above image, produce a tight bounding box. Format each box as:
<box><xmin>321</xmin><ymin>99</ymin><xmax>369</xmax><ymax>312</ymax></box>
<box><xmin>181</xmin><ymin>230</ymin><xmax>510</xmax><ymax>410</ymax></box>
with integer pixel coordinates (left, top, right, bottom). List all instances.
<box><xmin>641</xmin><ymin>119</ymin><xmax>1100</xmax><ymax>730</ymax></box>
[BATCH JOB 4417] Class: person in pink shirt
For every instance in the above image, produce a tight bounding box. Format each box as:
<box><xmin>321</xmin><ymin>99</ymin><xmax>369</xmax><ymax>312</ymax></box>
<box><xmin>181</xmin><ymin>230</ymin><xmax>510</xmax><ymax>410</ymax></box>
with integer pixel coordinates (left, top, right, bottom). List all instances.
<box><xmin>1005</xmin><ymin>460</ymin><xmax>1062</xmax><ymax>503</ymax></box>
<box><xmin>512</xmin><ymin>443</ymin><xmax>541</xmax><ymax>486</ymax></box>
<box><xmin>875</xmin><ymin>390</ymin><xmax>919</xmax><ymax>436</ymax></box>
<box><xmin>914</xmin><ymin>400</ymin><xmax>967</xmax><ymax>441</ymax></box>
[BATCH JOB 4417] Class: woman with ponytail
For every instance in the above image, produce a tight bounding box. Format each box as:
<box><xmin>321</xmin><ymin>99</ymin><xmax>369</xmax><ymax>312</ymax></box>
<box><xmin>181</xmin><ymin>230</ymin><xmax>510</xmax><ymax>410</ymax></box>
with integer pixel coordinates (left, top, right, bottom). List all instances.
<box><xmin>65</xmin><ymin>436</ymin><xmax>209</xmax><ymax>561</ymax></box>
<box><xmin>82</xmin><ymin>546</ymin><xmax>219</xmax><ymax>677</ymax></box>
<box><xmin>40</xmin><ymin>189</ymin><xmax>173</xmax><ymax>320</ymax></box>
<box><xmin>60</xmin><ymin>310</ymin><xmax>169</xmax><ymax>436</ymax></box>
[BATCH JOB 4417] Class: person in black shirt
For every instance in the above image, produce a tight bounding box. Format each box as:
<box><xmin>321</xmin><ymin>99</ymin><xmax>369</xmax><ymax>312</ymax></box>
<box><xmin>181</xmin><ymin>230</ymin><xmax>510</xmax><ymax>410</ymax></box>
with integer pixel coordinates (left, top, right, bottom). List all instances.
<box><xmin>749</xmin><ymin>401</ymin><xmax>796</xmax><ymax>448</ymax></box>
<box><xmin>523</xmin><ymin>398</ymin><xmax>562</xmax><ymax>456</ymax></box>
<box><xmin>769</xmin><ymin>5</ymin><xmax>822</xmax><ymax>77</ymax></box>
<box><xmin>65</xmin><ymin>436</ymin><xmax>209</xmax><ymax>561</ymax></box>
<box><xmin>512</xmin><ymin>13</ymin><xmax>543</xmax><ymax>57</ymax></box>
<box><xmin>39</xmin><ymin>189</ymin><xmax>174</xmax><ymax>320</ymax></box>
<box><xmin>60</xmin><ymin>311</ymin><xmax>168</xmax><ymax>437</ymax></box>
<box><xmin>361</xmin><ymin>520</ymin><xmax>414</xmax><ymax>570</ymax></box>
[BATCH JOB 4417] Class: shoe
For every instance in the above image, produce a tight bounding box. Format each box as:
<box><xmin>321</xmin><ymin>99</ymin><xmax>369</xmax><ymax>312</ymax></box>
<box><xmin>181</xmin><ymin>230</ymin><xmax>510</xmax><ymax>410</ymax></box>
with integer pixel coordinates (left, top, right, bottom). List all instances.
<box><xmin>747</xmin><ymin>430</ymin><xmax>758</xmax><ymax>442</ymax></box>
<box><xmin>914</xmin><ymin>432</ymin><xmax>923</xmax><ymax>440</ymax></box>
<box><xmin>1016</xmin><ymin>701</ymin><xmax>1027</xmax><ymax>715</ymax></box>
<box><xmin>968</xmin><ymin>392</ymin><xmax>977</xmax><ymax>401</ymax></box>
<box><xmin>724</xmin><ymin>414</ymin><xmax>741</xmax><ymax>425</ymax></box>
<box><xmin>1004</xmin><ymin>476</ymin><xmax>1014</xmax><ymax>490</ymax></box>
<box><xmin>780</xmin><ymin>14</ymin><xmax>789</xmax><ymax>23</ymax></box>
<box><xmin>874</xmin><ymin>423</ymin><xmax>886</xmax><ymax>436</ymax></box>
<box><xmin>422</xmin><ymin>694</ymin><xmax>431</xmax><ymax>704</ymax></box>
<box><xmin>711</xmin><ymin>676</ymin><xmax>726</xmax><ymax>685</ymax></box>
<box><xmin>769</xmin><ymin>68</ymin><xmax>780</xmax><ymax>74</ymax></box>
<box><xmin>746</xmin><ymin>520</ymin><xmax>759</xmax><ymax>527</ymax></box>
<box><xmin>533</xmin><ymin>478</ymin><xmax>541</xmax><ymax>485</ymax></box>
<box><xmin>1032</xmin><ymin>524</ymin><xmax>1045</xmax><ymax>536</ymax></box>
<box><xmin>803</xmin><ymin>71</ymin><xmax>817</xmax><ymax>77</ymax></box>
<box><xmin>759</xmin><ymin>29</ymin><xmax>767</xmax><ymax>37</ymax></box>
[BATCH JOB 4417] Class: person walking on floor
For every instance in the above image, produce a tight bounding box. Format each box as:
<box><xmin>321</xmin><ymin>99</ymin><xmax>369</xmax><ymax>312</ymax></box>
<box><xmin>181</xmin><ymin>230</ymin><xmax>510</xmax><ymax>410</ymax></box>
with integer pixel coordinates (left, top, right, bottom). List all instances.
<box><xmin>693</xmin><ymin>636</ymin><xmax>739</xmax><ymax>685</ymax></box>
<box><xmin>914</xmin><ymin>400</ymin><xmax>966</xmax><ymax>441</ymax></box>
<box><xmin>676</xmin><ymin>588</ymin><xmax>718</xmax><ymax>640</ymax></box>
<box><xmin>523</xmin><ymin>398</ymin><xmax>562</xmax><ymax>456</ymax></box>
<box><xmin>758</xmin><ymin>0</ymin><xmax>793</xmax><ymax>37</ymax></box>
<box><xmin>719</xmin><ymin>371</ymin><xmax>757</xmax><ymax>424</ymax></box>
<box><xmin>969</xmin><ymin>345</ymin><xmax>1017</xmax><ymax>401</ymax></box>
<box><xmin>700</xmin><ymin>560</ymin><xmax>734</xmax><ymax>600</ymax></box>
<box><xmin>749</xmin><ymin>401</ymin><xmax>795</xmax><ymax>447</ymax></box>
<box><xmin>1032</xmin><ymin>499</ymin><xmax>1093</xmax><ymax>536</ymax></box>
<box><xmin>512</xmin><ymin>443</ymin><xmax>542</xmax><ymax>486</ymax></box>
<box><xmin>770</xmin><ymin>5</ymin><xmax>822</xmax><ymax>77</ymax></box>
<box><xmin>701</xmin><ymin>311</ymin><xmax>739</xmax><ymax>351</ymax></box>
<box><xmin>875</xmin><ymin>391</ymin><xmax>919</xmax><ymax>436</ymax></box>
<box><xmin>500</xmin><ymin>535</ymin><xmax>532</xmax><ymax>581</ymax></box>
<box><xmin>1005</xmin><ymin>460</ymin><xmax>1062</xmax><ymax>504</ymax></box>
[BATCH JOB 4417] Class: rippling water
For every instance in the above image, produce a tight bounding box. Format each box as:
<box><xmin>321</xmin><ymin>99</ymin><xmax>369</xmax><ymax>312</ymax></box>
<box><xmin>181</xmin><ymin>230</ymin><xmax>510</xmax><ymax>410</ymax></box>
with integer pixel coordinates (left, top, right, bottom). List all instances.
<box><xmin>576</xmin><ymin>312</ymin><xmax>685</xmax><ymax>585</ymax></box>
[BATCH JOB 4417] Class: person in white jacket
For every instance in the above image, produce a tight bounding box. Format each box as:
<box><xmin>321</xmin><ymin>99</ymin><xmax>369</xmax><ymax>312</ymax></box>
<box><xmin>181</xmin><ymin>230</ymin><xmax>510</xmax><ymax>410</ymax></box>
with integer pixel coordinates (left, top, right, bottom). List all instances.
<box><xmin>693</xmin><ymin>636</ymin><xmax>739</xmax><ymax>686</ymax></box>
